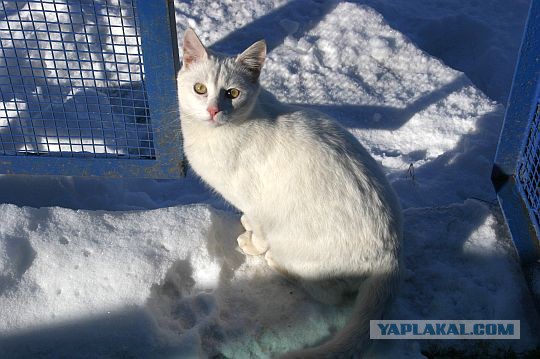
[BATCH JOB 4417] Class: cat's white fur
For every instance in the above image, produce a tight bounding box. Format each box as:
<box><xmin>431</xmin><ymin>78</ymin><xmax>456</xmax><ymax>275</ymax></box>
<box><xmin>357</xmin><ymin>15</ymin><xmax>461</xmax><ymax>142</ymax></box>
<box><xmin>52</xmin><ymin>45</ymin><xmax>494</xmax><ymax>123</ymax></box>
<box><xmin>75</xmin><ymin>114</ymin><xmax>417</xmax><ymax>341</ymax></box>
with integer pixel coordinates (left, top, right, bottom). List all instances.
<box><xmin>178</xmin><ymin>28</ymin><xmax>402</xmax><ymax>358</ymax></box>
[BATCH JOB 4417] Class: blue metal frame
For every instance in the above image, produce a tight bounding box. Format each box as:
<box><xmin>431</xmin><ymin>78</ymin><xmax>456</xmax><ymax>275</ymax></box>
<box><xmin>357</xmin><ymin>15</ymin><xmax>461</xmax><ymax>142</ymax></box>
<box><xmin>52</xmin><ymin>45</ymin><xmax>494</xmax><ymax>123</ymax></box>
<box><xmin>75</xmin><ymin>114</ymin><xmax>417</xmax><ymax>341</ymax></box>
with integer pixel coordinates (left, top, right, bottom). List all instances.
<box><xmin>0</xmin><ymin>0</ymin><xmax>183</xmax><ymax>179</ymax></box>
<box><xmin>492</xmin><ymin>0</ymin><xmax>540</xmax><ymax>263</ymax></box>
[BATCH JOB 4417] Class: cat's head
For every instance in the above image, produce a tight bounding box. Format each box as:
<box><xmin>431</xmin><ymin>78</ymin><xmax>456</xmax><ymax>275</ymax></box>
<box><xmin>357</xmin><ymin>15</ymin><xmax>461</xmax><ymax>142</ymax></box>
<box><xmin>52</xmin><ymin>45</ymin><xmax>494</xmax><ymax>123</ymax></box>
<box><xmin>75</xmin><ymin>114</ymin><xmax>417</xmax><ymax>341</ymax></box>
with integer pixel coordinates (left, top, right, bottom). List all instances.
<box><xmin>177</xmin><ymin>29</ymin><xmax>266</xmax><ymax>126</ymax></box>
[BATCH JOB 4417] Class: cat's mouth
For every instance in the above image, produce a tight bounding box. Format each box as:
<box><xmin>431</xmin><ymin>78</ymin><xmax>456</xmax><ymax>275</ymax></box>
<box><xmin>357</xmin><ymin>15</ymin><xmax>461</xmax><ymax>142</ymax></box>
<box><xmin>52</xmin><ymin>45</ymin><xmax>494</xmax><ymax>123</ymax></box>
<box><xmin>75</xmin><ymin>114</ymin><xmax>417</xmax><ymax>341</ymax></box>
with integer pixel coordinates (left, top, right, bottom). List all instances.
<box><xmin>207</xmin><ymin>113</ymin><xmax>226</xmax><ymax>126</ymax></box>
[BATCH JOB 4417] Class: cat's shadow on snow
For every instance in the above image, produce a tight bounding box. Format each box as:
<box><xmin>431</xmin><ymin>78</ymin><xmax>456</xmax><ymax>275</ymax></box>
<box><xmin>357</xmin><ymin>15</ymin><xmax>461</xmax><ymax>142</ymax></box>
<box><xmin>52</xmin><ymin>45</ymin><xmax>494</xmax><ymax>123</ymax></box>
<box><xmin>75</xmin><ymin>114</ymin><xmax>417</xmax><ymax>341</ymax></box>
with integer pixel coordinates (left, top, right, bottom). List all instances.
<box><xmin>143</xmin><ymin>214</ymin><xmax>370</xmax><ymax>357</ymax></box>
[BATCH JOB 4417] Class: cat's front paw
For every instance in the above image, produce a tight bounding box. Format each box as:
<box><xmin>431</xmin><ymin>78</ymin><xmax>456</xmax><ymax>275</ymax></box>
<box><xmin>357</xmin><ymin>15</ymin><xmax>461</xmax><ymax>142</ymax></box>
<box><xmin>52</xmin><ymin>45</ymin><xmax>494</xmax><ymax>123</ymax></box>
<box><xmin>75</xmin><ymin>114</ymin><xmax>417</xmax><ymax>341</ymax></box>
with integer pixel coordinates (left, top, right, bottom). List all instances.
<box><xmin>237</xmin><ymin>231</ymin><xmax>267</xmax><ymax>256</ymax></box>
<box><xmin>240</xmin><ymin>214</ymin><xmax>252</xmax><ymax>232</ymax></box>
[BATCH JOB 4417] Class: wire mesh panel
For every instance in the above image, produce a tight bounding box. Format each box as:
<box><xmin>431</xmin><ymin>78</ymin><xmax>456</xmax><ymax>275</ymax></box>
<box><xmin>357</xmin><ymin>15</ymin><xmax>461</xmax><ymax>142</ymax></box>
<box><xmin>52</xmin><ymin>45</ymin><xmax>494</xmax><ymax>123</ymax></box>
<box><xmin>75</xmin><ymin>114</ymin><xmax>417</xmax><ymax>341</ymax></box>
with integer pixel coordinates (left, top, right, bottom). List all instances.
<box><xmin>492</xmin><ymin>0</ymin><xmax>540</xmax><ymax>263</ymax></box>
<box><xmin>516</xmin><ymin>102</ymin><xmax>540</xmax><ymax>239</ymax></box>
<box><xmin>0</xmin><ymin>0</ymin><xmax>183</xmax><ymax>178</ymax></box>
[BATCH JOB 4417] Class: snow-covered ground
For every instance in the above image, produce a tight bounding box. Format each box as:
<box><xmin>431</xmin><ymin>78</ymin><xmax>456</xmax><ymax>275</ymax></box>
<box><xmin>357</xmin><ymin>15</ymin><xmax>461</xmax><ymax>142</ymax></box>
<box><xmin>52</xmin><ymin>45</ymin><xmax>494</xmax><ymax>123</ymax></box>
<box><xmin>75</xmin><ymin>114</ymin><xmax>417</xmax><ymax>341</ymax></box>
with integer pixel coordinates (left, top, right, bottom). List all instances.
<box><xmin>0</xmin><ymin>0</ymin><xmax>538</xmax><ymax>358</ymax></box>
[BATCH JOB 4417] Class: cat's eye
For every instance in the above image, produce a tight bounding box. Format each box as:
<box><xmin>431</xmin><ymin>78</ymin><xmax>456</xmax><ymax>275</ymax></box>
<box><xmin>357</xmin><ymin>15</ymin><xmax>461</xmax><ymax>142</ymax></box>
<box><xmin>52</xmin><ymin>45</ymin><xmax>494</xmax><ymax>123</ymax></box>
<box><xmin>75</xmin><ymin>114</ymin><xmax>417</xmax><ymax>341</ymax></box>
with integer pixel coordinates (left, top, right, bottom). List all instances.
<box><xmin>226</xmin><ymin>88</ymin><xmax>240</xmax><ymax>99</ymax></box>
<box><xmin>194</xmin><ymin>83</ymin><xmax>207</xmax><ymax>95</ymax></box>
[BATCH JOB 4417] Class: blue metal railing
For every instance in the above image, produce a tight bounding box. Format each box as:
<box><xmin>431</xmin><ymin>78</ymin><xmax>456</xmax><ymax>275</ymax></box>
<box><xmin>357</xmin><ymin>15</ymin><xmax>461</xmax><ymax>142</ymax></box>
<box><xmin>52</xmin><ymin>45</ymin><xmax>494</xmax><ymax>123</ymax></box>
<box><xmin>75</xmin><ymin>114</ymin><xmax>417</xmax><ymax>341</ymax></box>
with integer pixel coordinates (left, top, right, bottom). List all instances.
<box><xmin>493</xmin><ymin>0</ymin><xmax>540</xmax><ymax>263</ymax></box>
<box><xmin>516</xmin><ymin>101</ymin><xmax>540</xmax><ymax>241</ymax></box>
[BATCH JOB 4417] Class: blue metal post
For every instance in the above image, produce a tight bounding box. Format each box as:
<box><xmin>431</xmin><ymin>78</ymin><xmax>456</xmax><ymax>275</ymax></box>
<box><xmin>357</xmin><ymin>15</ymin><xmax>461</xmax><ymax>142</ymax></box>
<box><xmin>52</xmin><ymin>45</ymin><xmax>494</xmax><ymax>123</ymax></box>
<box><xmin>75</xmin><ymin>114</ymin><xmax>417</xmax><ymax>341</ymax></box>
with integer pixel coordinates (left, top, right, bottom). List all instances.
<box><xmin>492</xmin><ymin>0</ymin><xmax>540</xmax><ymax>263</ymax></box>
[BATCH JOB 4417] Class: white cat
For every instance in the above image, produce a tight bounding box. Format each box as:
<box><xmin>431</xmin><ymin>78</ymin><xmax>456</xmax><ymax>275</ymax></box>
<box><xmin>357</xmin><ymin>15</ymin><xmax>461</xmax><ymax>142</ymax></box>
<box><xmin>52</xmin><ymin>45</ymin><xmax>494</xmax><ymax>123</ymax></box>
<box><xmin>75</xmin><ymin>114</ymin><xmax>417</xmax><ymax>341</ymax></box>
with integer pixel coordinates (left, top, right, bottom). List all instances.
<box><xmin>177</xmin><ymin>28</ymin><xmax>403</xmax><ymax>358</ymax></box>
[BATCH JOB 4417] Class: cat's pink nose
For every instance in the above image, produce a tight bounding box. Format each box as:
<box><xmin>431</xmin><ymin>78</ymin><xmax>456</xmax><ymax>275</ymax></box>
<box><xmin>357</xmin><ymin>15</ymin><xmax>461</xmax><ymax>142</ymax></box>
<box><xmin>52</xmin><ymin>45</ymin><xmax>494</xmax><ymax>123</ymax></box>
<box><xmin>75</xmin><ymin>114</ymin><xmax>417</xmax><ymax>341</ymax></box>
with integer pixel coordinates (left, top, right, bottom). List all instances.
<box><xmin>207</xmin><ymin>106</ymin><xmax>220</xmax><ymax>119</ymax></box>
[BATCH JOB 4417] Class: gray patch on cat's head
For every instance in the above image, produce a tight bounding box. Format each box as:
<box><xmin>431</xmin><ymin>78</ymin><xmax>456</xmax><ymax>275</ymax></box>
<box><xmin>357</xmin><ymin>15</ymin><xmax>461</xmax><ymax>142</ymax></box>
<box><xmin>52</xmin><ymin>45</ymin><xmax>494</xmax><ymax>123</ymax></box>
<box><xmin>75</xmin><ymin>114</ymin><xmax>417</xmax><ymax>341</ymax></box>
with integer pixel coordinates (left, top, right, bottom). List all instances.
<box><xmin>235</xmin><ymin>40</ymin><xmax>266</xmax><ymax>82</ymax></box>
<box><xmin>177</xmin><ymin>29</ymin><xmax>266</xmax><ymax>126</ymax></box>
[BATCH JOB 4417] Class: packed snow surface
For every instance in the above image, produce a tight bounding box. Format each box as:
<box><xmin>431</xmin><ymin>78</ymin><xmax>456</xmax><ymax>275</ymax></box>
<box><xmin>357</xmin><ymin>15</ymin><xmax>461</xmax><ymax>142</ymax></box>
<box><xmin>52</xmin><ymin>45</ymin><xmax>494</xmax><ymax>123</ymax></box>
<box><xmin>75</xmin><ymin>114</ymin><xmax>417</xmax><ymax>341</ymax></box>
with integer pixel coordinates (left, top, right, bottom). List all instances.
<box><xmin>0</xmin><ymin>0</ymin><xmax>538</xmax><ymax>358</ymax></box>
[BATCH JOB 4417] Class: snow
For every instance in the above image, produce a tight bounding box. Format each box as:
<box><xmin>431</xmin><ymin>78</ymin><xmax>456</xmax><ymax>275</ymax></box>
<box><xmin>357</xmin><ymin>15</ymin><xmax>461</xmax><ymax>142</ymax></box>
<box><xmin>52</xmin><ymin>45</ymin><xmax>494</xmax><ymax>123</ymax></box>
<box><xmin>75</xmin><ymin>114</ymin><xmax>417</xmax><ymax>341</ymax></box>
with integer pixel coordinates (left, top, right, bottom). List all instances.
<box><xmin>0</xmin><ymin>0</ymin><xmax>538</xmax><ymax>358</ymax></box>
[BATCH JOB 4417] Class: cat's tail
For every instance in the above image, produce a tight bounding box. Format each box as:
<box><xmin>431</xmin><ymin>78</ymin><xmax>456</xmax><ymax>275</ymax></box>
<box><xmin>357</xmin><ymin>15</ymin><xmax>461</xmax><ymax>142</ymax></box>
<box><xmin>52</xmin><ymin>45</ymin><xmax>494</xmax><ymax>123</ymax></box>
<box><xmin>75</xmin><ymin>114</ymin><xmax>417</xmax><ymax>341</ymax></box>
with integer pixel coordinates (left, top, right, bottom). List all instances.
<box><xmin>281</xmin><ymin>269</ymin><xmax>400</xmax><ymax>359</ymax></box>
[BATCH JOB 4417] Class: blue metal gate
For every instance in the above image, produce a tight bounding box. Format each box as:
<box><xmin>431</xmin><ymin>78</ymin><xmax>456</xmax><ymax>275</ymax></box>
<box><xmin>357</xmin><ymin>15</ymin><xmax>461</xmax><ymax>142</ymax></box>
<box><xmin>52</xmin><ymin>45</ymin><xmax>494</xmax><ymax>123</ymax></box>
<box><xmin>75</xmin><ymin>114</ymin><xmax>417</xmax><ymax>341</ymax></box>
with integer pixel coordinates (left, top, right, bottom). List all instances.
<box><xmin>493</xmin><ymin>0</ymin><xmax>540</xmax><ymax>263</ymax></box>
<box><xmin>0</xmin><ymin>0</ymin><xmax>183</xmax><ymax>178</ymax></box>
<box><xmin>517</xmin><ymin>100</ymin><xmax>540</xmax><ymax>244</ymax></box>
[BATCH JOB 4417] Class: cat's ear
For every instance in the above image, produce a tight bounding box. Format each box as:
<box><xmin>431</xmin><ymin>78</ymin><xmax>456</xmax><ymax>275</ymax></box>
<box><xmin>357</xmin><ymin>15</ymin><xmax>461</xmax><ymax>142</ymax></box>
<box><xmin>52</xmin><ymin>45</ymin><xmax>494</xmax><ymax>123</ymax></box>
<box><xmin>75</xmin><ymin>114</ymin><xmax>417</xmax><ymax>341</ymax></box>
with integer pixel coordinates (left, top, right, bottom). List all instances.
<box><xmin>236</xmin><ymin>40</ymin><xmax>266</xmax><ymax>81</ymax></box>
<box><xmin>182</xmin><ymin>28</ymin><xmax>207</xmax><ymax>68</ymax></box>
